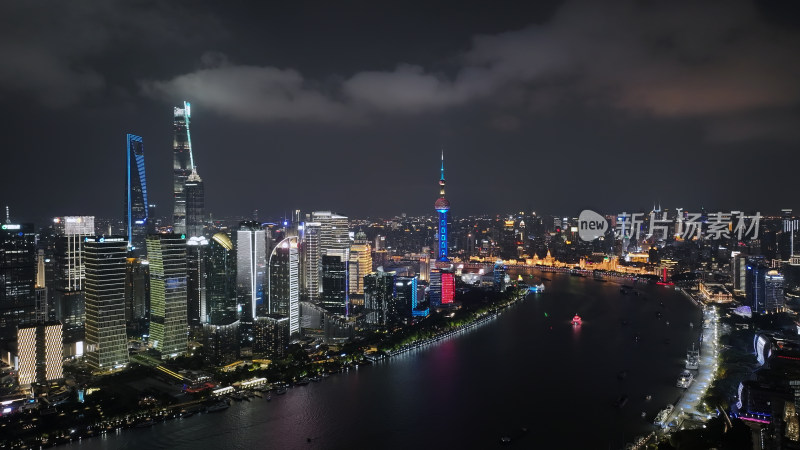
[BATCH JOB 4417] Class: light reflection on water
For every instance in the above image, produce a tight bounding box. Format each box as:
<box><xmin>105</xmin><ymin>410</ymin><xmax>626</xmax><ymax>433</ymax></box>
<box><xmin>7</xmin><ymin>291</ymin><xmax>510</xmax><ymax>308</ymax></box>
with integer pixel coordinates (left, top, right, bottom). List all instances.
<box><xmin>68</xmin><ymin>270</ymin><xmax>702</xmax><ymax>450</ymax></box>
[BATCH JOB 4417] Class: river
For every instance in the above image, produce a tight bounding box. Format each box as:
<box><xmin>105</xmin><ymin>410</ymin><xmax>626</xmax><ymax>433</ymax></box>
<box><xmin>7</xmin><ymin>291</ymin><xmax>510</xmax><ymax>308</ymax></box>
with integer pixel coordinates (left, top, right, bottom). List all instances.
<box><xmin>67</xmin><ymin>270</ymin><xmax>702</xmax><ymax>449</ymax></box>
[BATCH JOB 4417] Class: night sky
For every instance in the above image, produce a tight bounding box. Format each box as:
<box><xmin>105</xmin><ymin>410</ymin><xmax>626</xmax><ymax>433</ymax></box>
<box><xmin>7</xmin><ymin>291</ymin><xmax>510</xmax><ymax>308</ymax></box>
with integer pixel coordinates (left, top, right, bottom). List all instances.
<box><xmin>2</xmin><ymin>0</ymin><xmax>799</xmax><ymax>225</ymax></box>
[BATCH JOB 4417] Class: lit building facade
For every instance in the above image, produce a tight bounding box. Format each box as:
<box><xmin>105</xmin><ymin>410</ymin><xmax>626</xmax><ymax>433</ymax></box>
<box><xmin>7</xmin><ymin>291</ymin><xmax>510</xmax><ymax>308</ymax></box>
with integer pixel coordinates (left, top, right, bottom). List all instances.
<box><xmin>202</xmin><ymin>320</ymin><xmax>239</xmax><ymax>366</ymax></box>
<box><xmin>321</xmin><ymin>255</ymin><xmax>347</xmax><ymax>314</ymax></box>
<box><xmin>16</xmin><ymin>321</ymin><xmax>63</xmax><ymax>387</ymax></box>
<box><xmin>146</xmin><ymin>234</ymin><xmax>188</xmax><ymax>359</ymax></box>
<box><xmin>173</xmin><ymin>101</ymin><xmax>194</xmax><ymax>234</ymax></box>
<box><xmin>84</xmin><ymin>237</ymin><xmax>129</xmax><ymax>372</ymax></box>
<box><xmin>253</xmin><ymin>314</ymin><xmax>289</xmax><ymax>359</ymax></box>
<box><xmin>236</xmin><ymin>221</ymin><xmax>266</xmax><ymax>322</ymax></box>
<box><xmin>206</xmin><ymin>232</ymin><xmax>237</xmax><ymax>324</ymax></box>
<box><xmin>186</xmin><ymin>236</ymin><xmax>208</xmax><ymax>327</ymax></box>
<box><xmin>53</xmin><ymin>216</ymin><xmax>94</xmax><ymax>335</ymax></box>
<box><xmin>125</xmin><ymin>134</ymin><xmax>148</xmax><ymax>255</ymax></box>
<box><xmin>268</xmin><ymin>236</ymin><xmax>299</xmax><ymax>335</ymax></box>
<box><xmin>348</xmin><ymin>231</ymin><xmax>371</xmax><ymax>295</ymax></box>
<box><xmin>302</xmin><ymin>221</ymin><xmax>322</xmax><ymax>301</ymax></box>
<box><xmin>364</xmin><ymin>269</ymin><xmax>395</xmax><ymax>326</ymax></box>
<box><xmin>0</xmin><ymin>223</ymin><xmax>37</xmax><ymax>338</ymax></box>
<box><xmin>185</xmin><ymin>168</ymin><xmax>204</xmax><ymax>238</ymax></box>
<box><xmin>766</xmin><ymin>270</ymin><xmax>785</xmax><ymax>313</ymax></box>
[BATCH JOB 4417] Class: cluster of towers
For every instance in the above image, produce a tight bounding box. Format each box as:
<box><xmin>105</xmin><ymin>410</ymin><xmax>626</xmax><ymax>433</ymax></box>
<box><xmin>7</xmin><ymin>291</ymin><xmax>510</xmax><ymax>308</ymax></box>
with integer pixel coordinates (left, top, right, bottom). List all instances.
<box><xmin>0</xmin><ymin>103</ymin><xmax>456</xmax><ymax>384</ymax></box>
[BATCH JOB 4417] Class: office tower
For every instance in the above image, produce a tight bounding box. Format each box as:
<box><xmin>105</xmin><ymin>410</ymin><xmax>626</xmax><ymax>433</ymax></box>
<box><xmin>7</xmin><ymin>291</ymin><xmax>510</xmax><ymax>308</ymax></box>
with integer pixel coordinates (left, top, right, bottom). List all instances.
<box><xmin>15</xmin><ymin>322</ymin><xmax>63</xmax><ymax>387</ymax></box>
<box><xmin>765</xmin><ymin>270</ymin><xmax>785</xmax><ymax>313</ymax></box>
<box><xmin>185</xmin><ymin>168</ymin><xmax>205</xmax><ymax>238</ymax></box>
<box><xmin>312</xmin><ymin>211</ymin><xmax>350</xmax><ymax>257</ymax></box>
<box><xmin>429</xmin><ymin>267</ymin><xmax>455</xmax><ymax>308</ymax></box>
<box><xmin>321</xmin><ymin>255</ymin><xmax>347</xmax><ymax>314</ymax></box>
<box><xmin>746</xmin><ymin>262</ymin><xmax>769</xmax><ymax>314</ymax></box>
<box><xmin>364</xmin><ymin>269</ymin><xmax>395</xmax><ymax>325</ymax></box>
<box><xmin>206</xmin><ymin>232</ymin><xmax>237</xmax><ymax>324</ymax></box>
<box><xmin>390</xmin><ymin>276</ymin><xmax>417</xmax><ymax>323</ymax></box>
<box><xmin>493</xmin><ymin>260</ymin><xmax>506</xmax><ymax>292</ymax></box>
<box><xmin>236</xmin><ymin>221</ymin><xmax>266</xmax><ymax>321</ymax></box>
<box><xmin>202</xmin><ymin>321</ymin><xmax>239</xmax><ymax>366</ymax></box>
<box><xmin>302</xmin><ymin>221</ymin><xmax>322</xmax><ymax>301</ymax></box>
<box><xmin>434</xmin><ymin>151</ymin><xmax>450</xmax><ymax>262</ymax></box>
<box><xmin>253</xmin><ymin>314</ymin><xmax>289</xmax><ymax>358</ymax></box>
<box><xmin>124</xmin><ymin>257</ymin><xmax>149</xmax><ymax>334</ymax></box>
<box><xmin>125</xmin><ymin>134</ymin><xmax>149</xmax><ymax>255</ymax></box>
<box><xmin>146</xmin><ymin>234</ymin><xmax>188</xmax><ymax>359</ymax></box>
<box><xmin>268</xmin><ymin>236</ymin><xmax>299</xmax><ymax>335</ymax></box>
<box><xmin>0</xmin><ymin>223</ymin><xmax>36</xmax><ymax>338</ymax></box>
<box><xmin>84</xmin><ymin>237</ymin><xmax>129</xmax><ymax>372</ymax></box>
<box><xmin>52</xmin><ymin>216</ymin><xmax>94</xmax><ymax>338</ymax></box>
<box><xmin>186</xmin><ymin>236</ymin><xmax>208</xmax><ymax>327</ymax></box>
<box><xmin>732</xmin><ymin>253</ymin><xmax>748</xmax><ymax>293</ymax></box>
<box><xmin>173</xmin><ymin>101</ymin><xmax>194</xmax><ymax>234</ymax></box>
<box><xmin>348</xmin><ymin>231</ymin><xmax>371</xmax><ymax>295</ymax></box>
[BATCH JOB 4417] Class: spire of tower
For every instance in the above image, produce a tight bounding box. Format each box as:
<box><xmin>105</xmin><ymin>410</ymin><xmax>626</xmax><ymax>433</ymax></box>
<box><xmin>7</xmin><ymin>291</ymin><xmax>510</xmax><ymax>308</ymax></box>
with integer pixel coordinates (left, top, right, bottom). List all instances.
<box><xmin>440</xmin><ymin>149</ymin><xmax>445</xmax><ymax>181</ymax></box>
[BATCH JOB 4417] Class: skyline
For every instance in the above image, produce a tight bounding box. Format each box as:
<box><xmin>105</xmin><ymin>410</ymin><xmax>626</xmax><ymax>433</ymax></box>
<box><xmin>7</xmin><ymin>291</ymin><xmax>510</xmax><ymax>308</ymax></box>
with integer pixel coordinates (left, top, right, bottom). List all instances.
<box><xmin>2</xmin><ymin>0</ymin><xmax>800</xmax><ymax>224</ymax></box>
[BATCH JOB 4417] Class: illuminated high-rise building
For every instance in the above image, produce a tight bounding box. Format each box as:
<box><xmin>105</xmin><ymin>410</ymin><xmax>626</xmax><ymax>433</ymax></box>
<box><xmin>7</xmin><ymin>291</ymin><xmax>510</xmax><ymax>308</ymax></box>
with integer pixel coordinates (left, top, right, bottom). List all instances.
<box><xmin>125</xmin><ymin>134</ymin><xmax>149</xmax><ymax>255</ymax></box>
<box><xmin>185</xmin><ymin>168</ymin><xmax>205</xmax><ymax>238</ymax></box>
<box><xmin>237</xmin><ymin>221</ymin><xmax>266</xmax><ymax>321</ymax></box>
<box><xmin>765</xmin><ymin>270</ymin><xmax>785</xmax><ymax>313</ymax></box>
<box><xmin>173</xmin><ymin>102</ymin><xmax>194</xmax><ymax>234</ymax></box>
<box><xmin>84</xmin><ymin>237</ymin><xmax>129</xmax><ymax>372</ymax></box>
<box><xmin>0</xmin><ymin>223</ymin><xmax>36</xmax><ymax>338</ymax></box>
<box><xmin>268</xmin><ymin>236</ymin><xmax>299</xmax><ymax>335</ymax></box>
<box><xmin>186</xmin><ymin>236</ymin><xmax>208</xmax><ymax>327</ymax></box>
<box><xmin>52</xmin><ymin>216</ymin><xmax>94</xmax><ymax>336</ymax></box>
<box><xmin>321</xmin><ymin>255</ymin><xmax>347</xmax><ymax>314</ymax></box>
<box><xmin>348</xmin><ymin>231</ymin><xmax>372</xmax><ymax>296</ymax></box>
<box><xmin>146</xmin><ymin>234</ymin><xmax>188</xmax><ymax>359</ymax></box>
<box><xmin>434</xmin><ymin>151</ymin><xmax>450</xmax><ymax>262</ymax></box>
<box><xmin>206</xmin><ymin>232</ymin><xmax>237</xmax><ymax>324</ymax></box>
<box><xmin>15</xmin><ymin>321</ymin><xmax>63</xmax><ymax>388</ymax></box>
<box><xmin>302</xmin><ymin>221</ymin><xmax>322</xmax><ymax>301</ymax></box>
<box><xmin>364</xmin><ymin>269</ymin><xmax>394</xmax><ymax>326</ymax></box>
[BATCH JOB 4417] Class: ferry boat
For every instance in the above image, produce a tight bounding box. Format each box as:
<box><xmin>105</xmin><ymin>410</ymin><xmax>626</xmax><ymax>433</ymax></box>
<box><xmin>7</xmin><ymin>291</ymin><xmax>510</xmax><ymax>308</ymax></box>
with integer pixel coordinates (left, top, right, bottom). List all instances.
<box><xmin>685</xmin><ymin>345</ymin><xmax>700</xmax><ymax>370</ymax></box>
<box><xmin>654</xmin><ymin>405</ymin><xmax>674</xmax><ymax>427</ymax></box>
<box><xmin>572</xmin><ymin>314</ymin><xmax>582</xmax><ymax>326</ymax></box>
<box><xmin>676</xmin><ymin>370</ymin><xmax>694</xmax><ymax>388</ymax></box>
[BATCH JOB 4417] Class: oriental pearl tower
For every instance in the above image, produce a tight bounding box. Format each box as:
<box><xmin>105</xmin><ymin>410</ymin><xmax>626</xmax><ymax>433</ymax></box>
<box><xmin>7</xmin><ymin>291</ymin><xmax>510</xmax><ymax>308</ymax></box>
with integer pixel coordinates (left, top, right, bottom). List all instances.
<box><xmin>435</xmin><ymin>151</ymin><xmax>450</xmax><ymax>262</ymax></box>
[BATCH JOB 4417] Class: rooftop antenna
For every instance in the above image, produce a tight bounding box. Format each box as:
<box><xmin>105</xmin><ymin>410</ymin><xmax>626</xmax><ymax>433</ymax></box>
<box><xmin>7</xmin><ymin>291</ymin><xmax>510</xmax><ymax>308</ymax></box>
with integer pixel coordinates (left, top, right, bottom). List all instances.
<box><xmin>4</xmin><ymin>205</ymin><xmax>9</xmax><ymax>224</ymax></box>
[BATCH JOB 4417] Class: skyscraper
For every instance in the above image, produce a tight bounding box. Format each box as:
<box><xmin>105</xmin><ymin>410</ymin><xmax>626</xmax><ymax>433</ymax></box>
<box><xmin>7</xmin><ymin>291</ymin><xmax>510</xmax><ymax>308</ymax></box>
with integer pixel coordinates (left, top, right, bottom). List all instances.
<box><xmin>53</xmin><ymin>216</ymin><xmax>94</xmax><ymax>337</ymax></box>
<box><xmin>125</xmin><ymin>134</ymin><xmax>148</xmax><ymax>255</ymax></box>
<box><xmin>186</xmin><ymin>236</ymin><xmax>208</xmax><ymax>327</ymax></box>
<box><xmin>435</xmin><ymin>151</ymin><xmax>450</xmax><ymax>262</ymax></box>
<box><xmin>746</xmin><ymin>262</ymin><xmax>768</xmax><ymax>313</ymax></box>
<box><xmin>765</xmin><ymin>270</ymin><xmax>785</xmax><ymax>313</ymax></box>
<box><xmin>146</xmin><ymin>234</ymin><xmax>188</xmax><ymax>359</ymax></box>
<box><xmin>364</xmin><ymin>269</ymin><xmax>394</xmax><ymax>326</ymax></box>
<box><xmin>0</xmin><ymin>223</ymin><xmax>36</xmax><ymax>338</ymax></box>
<box><xmin>302</xmin><ymin>221</ymin><xmax>321</xmax><ymax>301</ymax></box>
<box><xmin>173</xmin><ymin>102</ymin><xmax>194</xmax><ymax>234</ymax></box>
<box><xmin>237</xmin><ymin>221</ymin><xmax>266</xmax><ymax>321</ymax></box>
<box><xmin>206</xmin><ymin>232</ymin><xmax>237</xmax><ymax>324</ymax></box>
<box><xmin>268</xmin><ymin>236</ymin><xmax>300</xmax><ymax>335</ymax></box>
<box><xmin>185</xmin><ymin>168</ymin><xmax>205</xmax><ymax>238</ymax></box>
<box><xmin>348</xmin><ymin>231</ymin><xmax>372</xmax><ymax>295</ymax></box>
<box><xmin>84</xmin><ymin>237</ymin><xmax>129</xmax><ymax>372</ymax></box>
<box><xmin>321</xmin><ymin>254</ymin><xmax>347</xmax><ymax>314</ymax></box>
<box><xmin>16</xmin><ymin>321</ymin><xmax>63</xmax><ymax>388</ymax></box>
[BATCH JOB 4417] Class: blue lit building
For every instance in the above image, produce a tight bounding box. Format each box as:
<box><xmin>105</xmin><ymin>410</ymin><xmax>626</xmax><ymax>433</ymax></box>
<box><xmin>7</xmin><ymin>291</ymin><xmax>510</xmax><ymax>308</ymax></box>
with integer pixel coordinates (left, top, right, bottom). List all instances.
<box><xmin>434</xmin><ymin>152</ymin><xmax>449</xmax><ymax>262</ymax></box>
<box><xmin>125</xmin><ymin>134</ymin><xmax>148</xmax><ymax>256</ymax></box>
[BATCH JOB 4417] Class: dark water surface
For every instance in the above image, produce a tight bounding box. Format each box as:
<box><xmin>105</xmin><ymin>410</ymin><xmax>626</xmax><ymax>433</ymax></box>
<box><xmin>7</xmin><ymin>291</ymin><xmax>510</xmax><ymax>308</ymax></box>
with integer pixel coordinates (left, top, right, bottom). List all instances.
<box><xmin>68</xmin><ymin>271</ymin><xmax>701</xmax><ymax>450</ymax></box>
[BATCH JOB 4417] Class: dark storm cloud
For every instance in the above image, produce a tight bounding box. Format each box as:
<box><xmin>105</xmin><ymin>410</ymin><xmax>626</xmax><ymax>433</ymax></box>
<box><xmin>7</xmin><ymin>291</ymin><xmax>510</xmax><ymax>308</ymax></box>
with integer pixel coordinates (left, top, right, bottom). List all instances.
<box><xmin>138</xmin><ymin>0</ymin><xmax>800</xmax><ymax>143</ymax></box>
<box><xmin>0</xmin><ymin>0</ymin><xmax>223</xmax><ymax>107</ymax></box>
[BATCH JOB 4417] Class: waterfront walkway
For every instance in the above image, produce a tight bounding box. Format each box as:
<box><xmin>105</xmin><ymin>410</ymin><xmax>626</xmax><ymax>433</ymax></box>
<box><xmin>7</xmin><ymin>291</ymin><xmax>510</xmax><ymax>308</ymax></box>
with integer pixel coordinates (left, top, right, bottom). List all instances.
<box><xmin>664</xmin><ymin>301</ymin><xmax>720</xmax><ymax>428</ymax></box>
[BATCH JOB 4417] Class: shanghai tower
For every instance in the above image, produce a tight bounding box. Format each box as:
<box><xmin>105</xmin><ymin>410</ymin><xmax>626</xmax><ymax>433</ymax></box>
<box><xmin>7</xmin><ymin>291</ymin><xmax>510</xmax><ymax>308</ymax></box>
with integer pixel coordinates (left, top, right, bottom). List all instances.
<box><xmin>173</xmin><ymin>101</ymin><xmax>194</xmax><ymax>235</ymax></box>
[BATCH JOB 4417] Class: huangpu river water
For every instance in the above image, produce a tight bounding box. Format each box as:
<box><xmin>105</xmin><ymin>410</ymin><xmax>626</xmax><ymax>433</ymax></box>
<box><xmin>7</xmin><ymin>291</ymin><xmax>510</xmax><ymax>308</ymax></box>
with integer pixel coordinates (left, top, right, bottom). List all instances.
<box><xmin>67</xmin><ymin>270</ymin><xmax>701</xmax><ymax>449</ymax></box>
